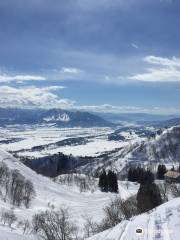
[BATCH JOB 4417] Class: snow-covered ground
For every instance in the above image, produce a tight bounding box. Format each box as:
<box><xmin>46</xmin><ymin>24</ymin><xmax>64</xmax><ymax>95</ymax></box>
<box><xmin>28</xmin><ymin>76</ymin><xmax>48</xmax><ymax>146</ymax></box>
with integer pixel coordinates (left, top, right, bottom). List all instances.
<box><xmin>0</xmin><ymin>149</ymin><xmax>138</xmax><ymax>239</ymax></box>
<box><xmin>87</xmin><ymin>197</ymin><xmax>180</xmax><ymax>240</ymax></box>
<box><xmin>0</xmin><ymin>125</ymin><xmax>127</xmax><ymax>157</ymax></box>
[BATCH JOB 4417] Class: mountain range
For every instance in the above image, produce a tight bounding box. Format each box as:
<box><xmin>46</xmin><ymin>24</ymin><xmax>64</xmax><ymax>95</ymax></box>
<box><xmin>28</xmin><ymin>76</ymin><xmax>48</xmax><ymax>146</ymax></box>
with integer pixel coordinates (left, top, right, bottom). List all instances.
<box><xmin>0</xmin><ymin>108</ymin><xmax>113</xmax><ymax>127</ymax></box>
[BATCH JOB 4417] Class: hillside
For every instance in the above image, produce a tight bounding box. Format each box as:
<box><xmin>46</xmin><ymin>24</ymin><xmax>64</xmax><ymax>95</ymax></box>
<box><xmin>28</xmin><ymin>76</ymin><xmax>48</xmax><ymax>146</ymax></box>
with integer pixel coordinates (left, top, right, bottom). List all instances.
<box><xmin>106</xmin><ymin>125</ymin><xmax>180</xmax><ymax>176</ymax></box>
<box><xmin>0</xmin><ymin>149</ymin><xmax>137</xmax><ymax>239</ymax></box>
<box><xmin>129</xmin><ymin>126</ymin><xmax>180</xmax><ymax>163</ymax></box>
<box><xmin>87</xmin><ymin>197</ymin><xmax>180</xmax><ymax>240</ymax></box>
<box><xmin>0</xmin><ymin>108</ymin><xmax>113</xmax><ymax>127</ymax></box>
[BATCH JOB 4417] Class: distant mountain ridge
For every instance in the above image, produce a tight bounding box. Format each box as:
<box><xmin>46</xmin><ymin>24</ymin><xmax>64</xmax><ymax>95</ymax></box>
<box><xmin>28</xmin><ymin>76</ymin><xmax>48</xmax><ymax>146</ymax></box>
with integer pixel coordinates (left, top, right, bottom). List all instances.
<box><xmin>124</xmin><ymin>125</ymin><xmax>180</xmax><ymax>163</ymax></box>
<box><xmin>96</xmin><ymin>112</ymin><xmax>180</xmax><ymax>125</ymax></box>
<box><xmin>0</xmin><ymin>108</ymin><xmax>114</xmax><ymax>127</ymax></box>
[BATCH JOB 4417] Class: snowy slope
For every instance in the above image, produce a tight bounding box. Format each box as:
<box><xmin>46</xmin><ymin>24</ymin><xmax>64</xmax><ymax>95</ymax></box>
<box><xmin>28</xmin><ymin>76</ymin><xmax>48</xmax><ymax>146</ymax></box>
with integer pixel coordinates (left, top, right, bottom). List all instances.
<box><xmin>0</xmin><ymin>149</ymin><xmax>138</xmax><ymax>239</ymax></box>
<box><xmin>87</xmin><ymin>197</ymin><xmax>180</xmax><ymax>240</ymax></box>
<box><xmin>104</xmin><ymin>126</ymin><xmax>180</xmax><ymax>176</ymax></box>
<box><xmin>0</xmin><ymin>228</ymin><xmax>36</xmax><ymax>240</ymax></box>
<box><xmin>129</xmin><ymin>126</ymin><xmax>180</xmax><ymax>162</ymax></box>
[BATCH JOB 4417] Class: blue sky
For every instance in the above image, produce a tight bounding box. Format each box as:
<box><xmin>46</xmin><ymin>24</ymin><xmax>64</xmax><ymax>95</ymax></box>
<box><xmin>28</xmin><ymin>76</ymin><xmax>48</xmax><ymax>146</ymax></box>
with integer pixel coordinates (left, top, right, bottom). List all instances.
<box><xmin>0</xmin><ymin>0</ymin><xmax>180</xmax><ymax>114</ymax></box>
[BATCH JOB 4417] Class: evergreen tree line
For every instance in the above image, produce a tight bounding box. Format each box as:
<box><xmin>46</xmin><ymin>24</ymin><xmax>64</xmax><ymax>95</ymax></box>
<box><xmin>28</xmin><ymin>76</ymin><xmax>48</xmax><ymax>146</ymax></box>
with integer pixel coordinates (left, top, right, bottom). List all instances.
<box><xmin>98</xmin><ymin>170</ymin><xmax>118</xmax><ymax>193</ymax></box>
<box><xmin>127</xmin><ymin>167</ymin><xmax>154</xmax><ymax>184</ymax></box>
<box><xmin>128</xmin><ymin>164</ymin><xmax>170</xmax><ymax>183</ymax></box>
<box><xmin>170</xmin><ymin>165</ymin><xmax>180</xmax><ymax>172</ymax></box>
<box><xmin>127</xmin><ymin>166</ymin><xmax>163</xmax><ymax>212</ymax></box>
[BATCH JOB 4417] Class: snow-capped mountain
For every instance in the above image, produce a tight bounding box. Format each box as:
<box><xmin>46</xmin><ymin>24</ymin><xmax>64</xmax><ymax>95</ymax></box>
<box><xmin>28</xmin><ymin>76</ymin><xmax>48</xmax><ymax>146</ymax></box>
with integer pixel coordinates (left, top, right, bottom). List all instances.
<box><xmin>0</xmin><ymin>108</ymin><xmax>113</xmax><ymax>127</ymax></box>
<box><xmin>128</xmin><ymin>126</ymin><xmax>180</xmax><ymax>163</ymax></box>
<box><xmin>43</xmin><ymin>112</ymin><xmax>70</xmax><ymax>122</ymax></box>
<box><xmin>79</xmin><ymin>125</ymin><xmax>180</xmax><ymax>176</ymax></box>
<box><xmin>41</xmin><ymin>109</ymin><xmax>113</xmax><ymax>127</ymax></box>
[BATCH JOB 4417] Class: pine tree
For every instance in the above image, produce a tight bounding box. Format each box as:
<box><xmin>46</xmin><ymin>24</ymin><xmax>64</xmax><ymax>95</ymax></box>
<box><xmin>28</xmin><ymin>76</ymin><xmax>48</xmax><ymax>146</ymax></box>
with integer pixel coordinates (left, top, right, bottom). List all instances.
<box><xmin>157</xmin><ymin>164</ymin><xmax>167</xmax><ymax>179</ymax></box>
<box><xmin>98</xmin><ymin>169</ymin><xmax>108</xmax><ymax>192</ymax></box>
<box><xmin>171</xmin><ymin>166</ymin><xmax>175</xmax><ymax>171</ymax></box>
<box><xmin>107</xmin><ymin>170</ymin><xmax>118</xmax><ymax>193</ymax></box>
<box><xmin>127</xmin><ymin>167</ymin><xmax>133</xmax><ymax>181</ymax></box>
<box><xmin>137</xmin><ymin>182</ymin><xmax>162</xmax><ymax>213</ymax></box>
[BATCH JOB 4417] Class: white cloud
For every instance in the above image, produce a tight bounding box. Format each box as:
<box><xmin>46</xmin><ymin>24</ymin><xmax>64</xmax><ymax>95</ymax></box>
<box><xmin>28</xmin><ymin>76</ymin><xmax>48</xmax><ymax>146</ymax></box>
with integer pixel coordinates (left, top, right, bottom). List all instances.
<box><xmin>76</xmin><ymin>104</ymin><xmax>142</xmax><ymax>113</ymax></box>
<box><xmin>0</xmin><ymin>86</ymin><xmax>74</xmax><ymax>109</ymax></box>
<box><xmin>60</xmin><ymin>67</ymin><xmax>83</xmax><ymax>74</ymax></box>
<box><xmin>130</xmin><ymin>67</ymin><xmax>180</xmax><ymax>82</ymax></box>
<box><xmin>144</xmin><ymin>56</ymin><xmax>180</xmax><ymax>67</ymax></box>
<box><xmin>0</xmin><ymin>74</ymin><xmax>46</xmax><ymax>83</ymax></box>
<box><xmin>130</xmin><ymin>56</ymin><xmax>180</xmax><ymax>82</ymax></box>
<box><xmin>0</xmin><ymin>87</ymin><xmax>179</xmax><ymax>114</ymax></box>
<box><xmin>131</xmin><ymin>43</ymin><xmax>139</xmax><ymax>49</ymax></box>
<box><xmin>75</xmin><ymin>104</ymin><xmax>180</xmax><ymax>114</ymax></box>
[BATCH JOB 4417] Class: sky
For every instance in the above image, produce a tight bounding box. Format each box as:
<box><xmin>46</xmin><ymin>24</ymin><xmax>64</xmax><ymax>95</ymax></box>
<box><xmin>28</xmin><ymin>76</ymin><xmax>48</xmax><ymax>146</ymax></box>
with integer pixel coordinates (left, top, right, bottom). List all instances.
<box><xmin>0</xmin><ymin>0</ymin><xmax>180</xmax><ymax>114</ymax></box>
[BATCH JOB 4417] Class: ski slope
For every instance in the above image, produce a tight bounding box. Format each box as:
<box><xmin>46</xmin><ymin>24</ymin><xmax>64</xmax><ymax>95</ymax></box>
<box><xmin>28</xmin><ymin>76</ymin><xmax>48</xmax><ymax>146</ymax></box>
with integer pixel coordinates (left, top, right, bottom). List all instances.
<box><xmin>87</xmin><ymin>197</ymin><xmax>180</xmax><ymax>240</ymax></box>
<box><xmin>0</xmin><ymin>149</ymin><xmax>137</xmax><ymax>239</ymax></box>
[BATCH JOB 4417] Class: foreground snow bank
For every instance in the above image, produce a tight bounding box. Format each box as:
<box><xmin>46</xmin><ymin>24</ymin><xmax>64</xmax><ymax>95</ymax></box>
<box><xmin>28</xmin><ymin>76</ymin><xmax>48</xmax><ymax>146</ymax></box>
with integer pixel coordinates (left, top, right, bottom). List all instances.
<box><xmin>87</xmin><ymin>197</ymin><xmax>180</xmax><ymax>240</ymax></box>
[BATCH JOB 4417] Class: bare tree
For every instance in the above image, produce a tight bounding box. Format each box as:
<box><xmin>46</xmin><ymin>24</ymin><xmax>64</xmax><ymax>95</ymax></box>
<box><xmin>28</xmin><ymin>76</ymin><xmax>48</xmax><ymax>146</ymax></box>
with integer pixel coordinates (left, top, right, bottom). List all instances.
<box><xmin>94</xmin><ymin>196</ymin><xmax>139</xmax><ymax>233</ymax></box>
<box><xmin>32</xmin><ymin>207</ymin><xmax>78</xmax><ymax>240</ymax></box>
<box><xmin>17</xmin><ymin>219</ymin><xmax>31</xmax><ymax>234</ymax></box>
<box><xmin>0</xmin><ymin>163</ymin><xmax>35</xmax><ymax>208</ymax></box>
<box><xmin>83</xmin><ymin>215</ymin><xmax>97</xmax><ymax>238</ymax></box>
<box><xmin>170</xmin><ymin>183</ymin><xmax>180</xmax><ymax>197</ymax></box>
<box><xmin>11</xmin><ymin>173</ymin><xmax>25</xmax><ymax>206</ymax></box>
<box><xmin>23</xmin><ymin>180</ymin><xmax>36</xmax><ymax>208</ymax></box>
<box><xmin>0</xmin><ymin>163</ymin><xmax>11</xmax><ymax>201</ymax></box>
<box><xmin>1</xmin><ymin>209</ymin><xmax>17</xmax><ymax>227</ymax></box>
<box><xmin>158</xmin><ymin>182</ymin><xmax>169</xmax><ymax>202</ymax></box>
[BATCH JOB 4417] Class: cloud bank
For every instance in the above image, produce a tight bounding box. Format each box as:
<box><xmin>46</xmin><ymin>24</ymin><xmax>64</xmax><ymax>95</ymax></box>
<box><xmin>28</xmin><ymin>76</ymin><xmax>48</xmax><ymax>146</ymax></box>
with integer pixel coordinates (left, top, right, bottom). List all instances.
<box><xmin>0</xmin><ymin>74</ymin><xmax>46</xmax><ymax>83</ymax></box>
<box><xmin>0</xmin><ymin>85</ymin><xmax>74</xmax><ymax>109</ymax></box>
<box><xmin>0</xmin><ymin>85</ymin><xmax>179</xmax><ymax>114</ymax></box>
<box><xmin>130</xmin><ymin>56</ymin><xmax>180</xmax><ymax>82</ymax></box>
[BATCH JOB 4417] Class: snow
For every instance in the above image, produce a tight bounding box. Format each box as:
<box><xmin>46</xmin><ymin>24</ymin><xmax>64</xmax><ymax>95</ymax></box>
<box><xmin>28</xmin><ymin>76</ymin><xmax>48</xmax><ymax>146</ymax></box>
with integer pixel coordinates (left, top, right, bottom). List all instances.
<box><xmin>19</xmin><ymin>139</ymin><xmax>127</xmax><ymax>158</ymax></box>
<box><xmin>0</xmin><ymin>149</ymin><xmax>138</xmax><ymax>239</ymax></box>
<box><xmin>43</xmin><ymin>113</ymin><xmax>70</xmax><ymax>122</ymax></box>
<box><xmin>0</xmin><ymin>125</ymin><xmax>124</xmax><ymax>157</ymax></box>
<box><xmin>0</xmin><ymin>226</ymin><xmax>36</xmax><ymax>240</ymax></box>
<box><xmin>0</xmin><ymin>126</ymin><xmax>180</xmax><ymax>239</ymax></box>
<box><xmin>87</xmin><ymin>197</ymin><xmax>180</xmax><ymax>240</ymax></box>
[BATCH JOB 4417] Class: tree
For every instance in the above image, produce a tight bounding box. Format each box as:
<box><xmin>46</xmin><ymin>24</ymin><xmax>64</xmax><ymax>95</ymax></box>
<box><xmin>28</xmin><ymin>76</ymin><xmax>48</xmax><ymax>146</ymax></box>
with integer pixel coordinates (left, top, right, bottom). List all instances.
<box><xmin>94</xmin><ymin>196</ymin><xmax>139</xmax><ymax>233</ymax></box>
<box><xmin>159</xmin><ymin>182</ymin><xmax>169</xmax><ymax>202</ymax></box>
<box><xmin>171</xmin><ymin>166</ymin><xmax>175</xmax><ymax>171</ymax></box>
<box><xmin>83</xmin><ymin>215</ymin><xmax>97</xmax><ymax>238</ymax></box>
<box><xmin>127</xmin><ymin>167</ymin><xmax>133</xmax><ymax>181</ymax></box>
<box><xmin>98</xmin><ymin>169</ymin><xmax>108</xmax><ymax>192</ymax></box>
<box><xmin>107</xmin><ymin>170</ymin><xmax>118</xmax><ymax>193</ymax></box>
<box><xmin>1</xmin><ymin>209</ymin><xmax>17</xmax><ymax>228</ymax></box>
<box><xmin>178</xmin><ymin>164</ymin><xmax>180</xmax><ymax>173</ymax></box>
<box><xmin>23</xmin><ymin>180</ymin><xmax>36</xmax><ymax>208</ymax></box>
<box><xmin>32</xmin><ymin>208</ymin><xmax>78</xmax><ymax>240</ymax></box>
<box><xmin>139</xmin><ymin>169</ymin><xmax>154</xmax><ymax>185</ymax></box>
<box><xmin>0</xmin><ymin>163</ymin><xmax>35</xmax><ymax>208</ymax></box>
<box><xmin>137</xmin><ymin>182</ymin><xmax>162</xmax><ymax>213</ymax></box>
<box><xmin>127</xmin><ymin>167</ymin><xmax>154</xmax><ymax>184</ymax></box>
<box><xmin>99</xmin><ymin>170</ymin><xmax>118</xmax><ymax>193</ymax></box>
<box><xmin>157</xmin><ymin>164</ymin><xmax>167</xmax><ymax>179</ymax></box>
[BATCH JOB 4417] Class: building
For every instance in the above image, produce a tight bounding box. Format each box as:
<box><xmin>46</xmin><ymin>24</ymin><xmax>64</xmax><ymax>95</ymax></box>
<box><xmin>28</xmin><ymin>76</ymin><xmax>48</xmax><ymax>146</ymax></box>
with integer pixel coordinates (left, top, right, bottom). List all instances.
<box><xmin>164</xmin><ymin>170</ymin><xmax>180</xmax><ymax>183</ymax></box>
